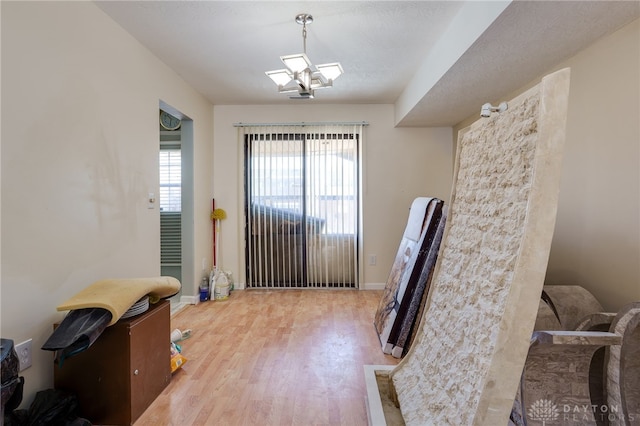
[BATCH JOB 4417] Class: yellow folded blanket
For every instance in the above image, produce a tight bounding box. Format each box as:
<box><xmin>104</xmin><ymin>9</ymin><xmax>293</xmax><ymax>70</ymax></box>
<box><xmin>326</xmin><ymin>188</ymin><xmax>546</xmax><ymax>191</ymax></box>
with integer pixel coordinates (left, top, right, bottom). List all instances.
<box><xmin>57</xmin><ymin>277</ymin><xmax>181</xmax><ymax>325</ymax></box>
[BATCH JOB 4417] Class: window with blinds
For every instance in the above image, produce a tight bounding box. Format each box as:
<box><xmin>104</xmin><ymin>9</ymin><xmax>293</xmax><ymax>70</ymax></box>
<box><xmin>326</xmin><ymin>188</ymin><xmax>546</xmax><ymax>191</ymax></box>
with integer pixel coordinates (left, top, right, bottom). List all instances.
<box><xmin>159</xmin><ymin>149</ymin><xmax>181</xmax><ymax>212</ymax></box>
<box><xmin>160</xmin><ymin>146</ymin><xmax>181</xmax><ymax>266</ymax></box>
<box><xmin>160</xmin><ymin>211</ymin><xmax>181</xmax><ymax>265</ymax></box>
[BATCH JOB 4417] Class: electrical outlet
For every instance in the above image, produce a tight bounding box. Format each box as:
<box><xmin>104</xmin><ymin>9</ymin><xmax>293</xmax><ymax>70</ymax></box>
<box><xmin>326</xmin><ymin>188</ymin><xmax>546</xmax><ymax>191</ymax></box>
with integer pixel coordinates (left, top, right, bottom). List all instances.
<box><xmin>369</xmin><ymin>254</ymin><xmax>377</xmax><ymax>266</ymax></box>
<box><xmin>15</xmin><ymin>338</ymin><xmax>32</xmax><ymax>371</ymax></box>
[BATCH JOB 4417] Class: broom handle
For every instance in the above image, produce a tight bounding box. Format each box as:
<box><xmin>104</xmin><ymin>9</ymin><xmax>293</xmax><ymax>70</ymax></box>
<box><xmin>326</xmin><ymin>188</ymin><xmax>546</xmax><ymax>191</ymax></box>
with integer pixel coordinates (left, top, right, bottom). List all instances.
<box><xmin>212</xmin><ymin>199</ymin><xmax>216</xmax><ymax>269</ymax></box>
<box><xmin>215</xmin><ymin>219</ymin><xmax>220</xmax><ymax>272</ymax></box>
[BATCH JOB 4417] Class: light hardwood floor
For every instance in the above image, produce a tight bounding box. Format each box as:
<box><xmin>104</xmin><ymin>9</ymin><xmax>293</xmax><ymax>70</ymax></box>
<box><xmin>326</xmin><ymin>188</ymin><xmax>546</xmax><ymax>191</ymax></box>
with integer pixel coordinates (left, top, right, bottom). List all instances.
<box><xmin>135</xmin><ymin>289</ymin><xmax>398</xmax><ymax>426</ymax></box>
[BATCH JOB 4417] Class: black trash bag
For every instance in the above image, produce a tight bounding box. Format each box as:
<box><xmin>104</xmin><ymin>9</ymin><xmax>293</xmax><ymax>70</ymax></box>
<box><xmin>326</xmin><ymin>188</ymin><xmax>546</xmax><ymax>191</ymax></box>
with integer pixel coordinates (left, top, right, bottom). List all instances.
<box><xmin>1</xmin><ymin>338</ymin><xmax>24</xmax><ymax>414</ymax></box>
<box><xmin>2</xmin><ymin>376</ymin><xmax>24</xmax><ymax>414</ymax></box>
<box><xmin>4</xmin><ymin>389</ymin><xmax>91</xmax><ymax>426</ymax></box>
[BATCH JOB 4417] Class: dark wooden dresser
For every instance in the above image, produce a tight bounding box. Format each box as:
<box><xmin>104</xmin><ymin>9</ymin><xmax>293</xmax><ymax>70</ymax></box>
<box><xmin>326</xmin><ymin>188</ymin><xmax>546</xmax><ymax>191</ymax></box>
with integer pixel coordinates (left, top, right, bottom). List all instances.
<box><xmin>54</xmin><ymin>299</ymin><xmax>171</xmax><ymax>425</ymax></box>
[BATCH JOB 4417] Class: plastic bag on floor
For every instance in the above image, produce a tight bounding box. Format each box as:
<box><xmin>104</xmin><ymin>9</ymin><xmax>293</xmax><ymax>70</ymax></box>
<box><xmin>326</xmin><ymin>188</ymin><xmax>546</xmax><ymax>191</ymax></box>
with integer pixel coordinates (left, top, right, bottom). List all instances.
<box><xmin>4</xmin><ymin>389</ymin><xmax>90</xmax><ymax>426</ymax></box>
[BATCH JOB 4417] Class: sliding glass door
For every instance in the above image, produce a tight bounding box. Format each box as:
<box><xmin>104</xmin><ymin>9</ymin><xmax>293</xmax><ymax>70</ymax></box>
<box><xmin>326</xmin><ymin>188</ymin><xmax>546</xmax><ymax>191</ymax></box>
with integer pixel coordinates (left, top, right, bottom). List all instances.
<box><xmin>243</xmin><ymin>124</ymin><xmax>361</xmax><ymax>288</ymax></box>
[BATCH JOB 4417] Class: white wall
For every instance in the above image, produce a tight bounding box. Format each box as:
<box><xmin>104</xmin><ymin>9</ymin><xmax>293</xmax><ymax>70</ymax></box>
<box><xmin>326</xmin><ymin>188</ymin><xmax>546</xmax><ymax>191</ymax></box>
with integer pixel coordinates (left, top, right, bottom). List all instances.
<box><xmin>544</xmin><ymin>19</ymin><xmax>640</xmax><ymax>310</ymax></box>
<box><xmin>1</xmin><ymin>2</ymin><xmax>213</xmax><ymax>405</ymax></box>
<box><xmin>212</xmin><ymin>105</ymin><xmax>453</xmax><ymax>288</ymax></box>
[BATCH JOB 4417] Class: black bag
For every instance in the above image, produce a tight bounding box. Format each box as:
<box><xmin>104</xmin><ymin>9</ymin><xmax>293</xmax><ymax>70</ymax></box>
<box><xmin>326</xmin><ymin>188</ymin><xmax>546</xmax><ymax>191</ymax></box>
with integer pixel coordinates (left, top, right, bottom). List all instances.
<box><xmin>4</xmin><ymin>389</ymin><xmax>90</xmax><ymax>426</ymax></box>
<box><xmin>1</xmin><ymin>338</ymin><xmax>24</xmax><ymax>416</ymax></box>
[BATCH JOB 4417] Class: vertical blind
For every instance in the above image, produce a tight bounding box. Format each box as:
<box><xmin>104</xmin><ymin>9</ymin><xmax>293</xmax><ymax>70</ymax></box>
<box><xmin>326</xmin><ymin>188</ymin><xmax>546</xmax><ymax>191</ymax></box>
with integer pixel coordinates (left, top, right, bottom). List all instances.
<box><xmin>238</xmin><ymin>122</ymin><xmax>365</xmax><ymax>289</ymax></box>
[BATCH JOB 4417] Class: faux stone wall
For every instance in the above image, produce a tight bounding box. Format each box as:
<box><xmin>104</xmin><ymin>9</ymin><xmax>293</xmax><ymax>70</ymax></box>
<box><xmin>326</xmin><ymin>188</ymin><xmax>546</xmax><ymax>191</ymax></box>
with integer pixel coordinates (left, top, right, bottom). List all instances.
<box><xmin>606</xmin><ymin>302</ymin><xmax>640</xmax><ymax>426</ymax></box>
<box><xmin>391</xmin><ymin>69</ymin><xmax>571</xmax><ymax>425</ymax></box>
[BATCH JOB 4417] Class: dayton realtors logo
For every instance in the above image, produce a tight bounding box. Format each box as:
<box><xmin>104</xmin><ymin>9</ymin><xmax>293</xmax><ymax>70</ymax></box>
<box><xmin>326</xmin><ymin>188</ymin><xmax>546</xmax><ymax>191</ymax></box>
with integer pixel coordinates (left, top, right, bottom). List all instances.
<box><xmin>527</xmin><ymin>399</ymin><xmax>636</xmax><ymax>424</ymax></box>
<box><xmin>528</xmin><ymin>399</ymin><xmax>559</xmax><ymax>425</ymax></box>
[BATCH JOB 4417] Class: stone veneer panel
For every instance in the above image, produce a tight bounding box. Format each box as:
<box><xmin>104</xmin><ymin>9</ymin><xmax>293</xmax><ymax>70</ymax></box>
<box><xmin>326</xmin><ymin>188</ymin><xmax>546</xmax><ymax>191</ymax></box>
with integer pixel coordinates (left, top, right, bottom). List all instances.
<box><xmin>390</xmin><ymin>69</ymin><xmax>571</xmax><ymax>425</ymax></box>
<box><xmin>606</xmin><ymin>302</ymin><xmax>640</xmax><ymax>426</ymax></box>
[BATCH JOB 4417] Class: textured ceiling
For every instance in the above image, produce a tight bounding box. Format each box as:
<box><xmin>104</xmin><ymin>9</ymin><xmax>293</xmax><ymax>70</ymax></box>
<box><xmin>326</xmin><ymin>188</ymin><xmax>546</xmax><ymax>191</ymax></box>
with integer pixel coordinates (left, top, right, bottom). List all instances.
<box><xmin>95</xmin><ymin>1</ymin><xmax>639</xmax><ymax>127</ymax></box>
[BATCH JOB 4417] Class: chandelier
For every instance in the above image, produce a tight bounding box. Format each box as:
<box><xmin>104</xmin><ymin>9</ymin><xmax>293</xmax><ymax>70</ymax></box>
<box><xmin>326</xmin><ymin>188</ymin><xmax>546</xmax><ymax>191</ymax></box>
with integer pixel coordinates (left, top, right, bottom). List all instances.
<box><xmin>265</xmin><ymin>14</ymin><xmax>344</xmax><ymax>99</ymax></box>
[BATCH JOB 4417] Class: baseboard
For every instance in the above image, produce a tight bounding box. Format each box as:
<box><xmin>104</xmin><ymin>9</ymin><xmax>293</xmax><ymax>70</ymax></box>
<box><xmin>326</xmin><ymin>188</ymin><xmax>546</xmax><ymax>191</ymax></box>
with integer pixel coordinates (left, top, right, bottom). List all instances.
<box><xmin>363</xmin><ymin>282</ymin><xmax>386</xmax><ymax>290</ymax></box>
<box><xmin>181</xmin><ymin>295</ymin><xmax>198</xmax><ymax>305</ymax></box>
